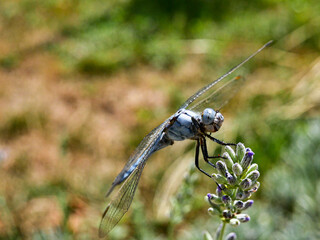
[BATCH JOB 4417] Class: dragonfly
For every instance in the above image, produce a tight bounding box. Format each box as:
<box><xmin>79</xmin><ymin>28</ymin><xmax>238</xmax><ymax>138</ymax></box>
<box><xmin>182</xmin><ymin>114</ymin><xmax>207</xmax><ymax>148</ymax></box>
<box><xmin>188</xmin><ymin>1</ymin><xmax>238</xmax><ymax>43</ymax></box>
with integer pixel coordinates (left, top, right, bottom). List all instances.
<box><xmin>99</xmin><ymin>41</ymin><xmax>273</xmax><ymax>237</ymax></box>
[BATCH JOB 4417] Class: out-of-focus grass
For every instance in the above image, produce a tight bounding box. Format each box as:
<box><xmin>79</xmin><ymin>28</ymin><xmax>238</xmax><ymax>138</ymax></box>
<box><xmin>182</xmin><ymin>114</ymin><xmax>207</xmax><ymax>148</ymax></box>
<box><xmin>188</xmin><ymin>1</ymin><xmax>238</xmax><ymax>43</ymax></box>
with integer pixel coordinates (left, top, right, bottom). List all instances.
<box><xmin>0</xmin><ymin>110</ymin><xmax>48</xmax><ymax>140</ymax></box>
<box><xmin>0</xmin><ymin>0</ymin><xmax>319</xmax><ymax>239</ymax></box>
<box><xmin>1</xmin><ymin>0</ymin><xmax>319</xmax><ymax>73</ymax></box>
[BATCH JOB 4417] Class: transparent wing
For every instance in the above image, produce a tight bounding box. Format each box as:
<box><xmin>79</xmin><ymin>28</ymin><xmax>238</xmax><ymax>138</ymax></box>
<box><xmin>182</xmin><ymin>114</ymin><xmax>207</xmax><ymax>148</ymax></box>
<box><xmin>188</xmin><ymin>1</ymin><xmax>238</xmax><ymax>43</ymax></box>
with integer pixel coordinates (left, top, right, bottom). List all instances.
<box><xmin>105</xmin><ymin>120</ymin><xmax>169</xmax><ymax>197</ymax></box>
<box><xmin>187</xmin><ymin>75</ymin><xmax>245</xmax><ymax>112</ymax></box>
<box><xmin>99</xmin><ymin>120</ymin><xmax>169</xmax><ymax>237</ymax></box>
<box><xmin>99</xmin><ymin>159</ymin><xmax>146</xmax><ymax>238</ymax></box>
<box><xmin>179</xmin><ymin>41</ymin><xmax>273</xmax><ymax>111</ymax></box>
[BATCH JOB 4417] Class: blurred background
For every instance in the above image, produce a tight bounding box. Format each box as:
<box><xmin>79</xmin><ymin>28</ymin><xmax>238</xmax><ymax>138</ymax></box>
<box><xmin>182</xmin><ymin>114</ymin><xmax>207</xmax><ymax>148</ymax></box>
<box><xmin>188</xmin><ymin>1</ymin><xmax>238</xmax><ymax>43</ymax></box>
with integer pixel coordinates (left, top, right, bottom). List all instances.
<box><xmin>0</xmin><ymin>0</ymin><xmax>319</xmax><ymax>239</ymax></box>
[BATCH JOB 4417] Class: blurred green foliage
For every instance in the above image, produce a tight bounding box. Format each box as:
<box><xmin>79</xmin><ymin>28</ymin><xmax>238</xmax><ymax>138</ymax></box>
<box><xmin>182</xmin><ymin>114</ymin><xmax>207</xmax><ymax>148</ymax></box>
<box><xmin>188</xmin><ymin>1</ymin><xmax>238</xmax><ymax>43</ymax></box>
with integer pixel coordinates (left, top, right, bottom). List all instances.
<box><xmin>0</xmin><ymin>0</ymin><xmax>319</xmax><ymax>239</ymax></box>
<box><xmin>1</xmin><ymin>0</ymin><xmax>320</xmax><ymax>73</ymax></box>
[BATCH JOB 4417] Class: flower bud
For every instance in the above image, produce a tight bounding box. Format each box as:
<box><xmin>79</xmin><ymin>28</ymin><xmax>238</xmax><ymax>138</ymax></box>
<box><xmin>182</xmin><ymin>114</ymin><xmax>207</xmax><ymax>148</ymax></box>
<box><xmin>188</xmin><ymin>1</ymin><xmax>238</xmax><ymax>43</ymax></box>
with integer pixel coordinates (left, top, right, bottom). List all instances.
<box><xmin>239</xmin><ymin>178</ymin><xmax>252</xmax><ymax>190</ymax></box>
<box><xmin>222</xmin><ymin>195</ymin><xmax>231</xmax><ymax>205</ymax></box>
<box><xmin>204</xmin><ymin>144</ymin><xmax>258</xmax><ymax>230</ymax></box>
<box><xmin>229</xmin><ymin>218</ymin><xmax>240</xmax><ymax>226</ymax></box>
<box><xmin>234</xmin><ymin>200</ymin><xmax>244</xmax><ymax>210</ymax></box>
<box><xmin>226</xmin><ymin>232</ymin><xmax>237</xmax><ymax>240</ymax></box>
<box><xmin>222</xmin><ymin>187</ymin><xmax>233</xmax><ymax>196</ymax></box>
<box><xmin>249</xmin><ymin>182</ymin><xmax>260</xmax><ymax>193</ymax></box>
<box><xmin>236</xmin><ymin>190</ymin><xmax>251</xmax><ymax>200</ymax></box>
<box><xmin>216</xmin><ymin>161</ymin><xmax>228</xmax><ymax>176</ymax></box>
<box><xmin>246</xmin><ymin>170</ymin><xmax>260</xmax><ymax>181</ymax></box>
<box><xmin>240</xmin><ymin>150</ymin><xmax>254</xmax><ymax>170</ymax></box>
<box><xmin>236</xmin><ymin>213</ymin><xmax>250</xmax><ymax>222</ymax></box>
<box><xmin>222</xmin><ymin>210</ymin><xmax>232</xmax><ymax>219</ymax></box>
<box><xmin>225</xmin><ymin>146</ymin><xmax>236</xmax><ymax>162</ymax></box>
<box><xmin>208</xmin><ymin>207</ymin><xmax>220</xmax><ymax>216</ymax></box>
<box><xmin>236</xmin><ymin>143</ymin><xmax>246</xmax><ymax>162</ymax></box>
<box><xmin>206</xmin><ymin>193</ymin><xmax>221</xmax><ymax>204</ymax></box>
<box><xmin>216</xmin><ymin>186</ymin><xmax>223</xmax><ymax>197</ymax></box>
<box><xmin>246</xmin><ymin>163</ymin><xmax>258</xmax><ymax>174</ymax></box>
<box><xmin>222</xmin><ymin>152</ymin><xmax>234</xmax><ymax>169</ymax></box>
<box><xmin>242</xmin><ymin>200</ymin><xmax>254</xmax><ymax>210</ymax></box>
<box><xmin>211</xmin><ymin>173</ymin><xmax>227</xmax><ymax>184</ymax></box>
<box><xmin>226</xmin><ymin>173</ymin><xmax>236</xmax><ymax>185</ymax></box>
<box><xmin>232</xmin><ymin>163</ymin><xmax>243</xmax><ymax>176</ymax></box>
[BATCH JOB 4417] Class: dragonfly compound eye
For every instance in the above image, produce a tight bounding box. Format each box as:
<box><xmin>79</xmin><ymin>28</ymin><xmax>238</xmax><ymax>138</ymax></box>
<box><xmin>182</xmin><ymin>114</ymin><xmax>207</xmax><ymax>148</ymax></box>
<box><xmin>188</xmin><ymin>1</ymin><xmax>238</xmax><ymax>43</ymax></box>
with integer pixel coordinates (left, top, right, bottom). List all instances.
<box><xmin>202</xmin><ymin>108</ymin><xmax>216</xmax><ymax>125</ymax></box>
<box><xmin>213</xmin><ymin>112</ymin><xmax>224</xmax><ymax>131</ymax></box>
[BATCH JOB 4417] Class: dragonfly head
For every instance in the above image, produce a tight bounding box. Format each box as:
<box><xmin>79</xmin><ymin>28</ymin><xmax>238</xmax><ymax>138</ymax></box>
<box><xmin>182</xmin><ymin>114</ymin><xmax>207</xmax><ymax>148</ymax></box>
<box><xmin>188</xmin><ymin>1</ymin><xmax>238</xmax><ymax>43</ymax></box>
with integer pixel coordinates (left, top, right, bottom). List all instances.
<box><xmin>201</xmin><ymin>108</ymin><xmax>224</xmax><ymax>132</ymax></box>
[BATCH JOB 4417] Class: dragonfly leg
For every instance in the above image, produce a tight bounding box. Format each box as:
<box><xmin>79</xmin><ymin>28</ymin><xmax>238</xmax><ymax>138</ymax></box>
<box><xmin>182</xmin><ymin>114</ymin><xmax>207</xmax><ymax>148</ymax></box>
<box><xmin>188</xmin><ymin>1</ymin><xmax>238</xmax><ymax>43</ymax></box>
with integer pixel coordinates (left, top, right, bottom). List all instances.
<box><xmin>191</xmin><ymin>116</ymin><xmax>206</xmax><ymax>133</ymax></box>
<box><xmin>195</xmin><ymin>139</ymin><xmax>212</xmax><ymax>178</ymax></box>
<box><xmin>205</xmin><ymin>133</ymin><xmax>236</xmax><ymax>146</ymax></box>
<box><xmin>201</xmin><ymin>136</ymin><xmax>227</xmax><ymax>160</ymax></box>
<box><xmin>199</xmin><ymin>137</ymin><xmax>217</xmax><ymax>168</ymax></box>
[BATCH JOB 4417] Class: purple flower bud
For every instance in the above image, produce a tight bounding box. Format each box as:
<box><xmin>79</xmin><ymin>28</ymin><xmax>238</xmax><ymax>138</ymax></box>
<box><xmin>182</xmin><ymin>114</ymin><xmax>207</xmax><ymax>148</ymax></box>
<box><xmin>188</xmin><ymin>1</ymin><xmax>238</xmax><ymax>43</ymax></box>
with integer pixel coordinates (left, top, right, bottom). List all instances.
<box><xmin>247</xmin><ymin>151</ymin><xmax>254</xmax><ymax>157</ymax></box>
<box><xmin>206</xmin><ymin>193</ymin><xmax>221</xmax><ymax>204</ymax></box>
<box><xmin>226</xmin><ymin>232</ymin><xmax>237</xmax><ymax>240</ymax></box>
<box><xmin>222</xmin><ymin>195</ymin><xmax>231</xmax><ymax>205</ymax></box>
<box><xmin>242</xmin><ymin>200</ymin><xmax>254</xmax><ymax>210</ymax></box>
<box><xmin>216</xmin><ymin>161</ymin><xmax>228</xmax><ymax>176</ymax></box>
<box><xmin>240</xmin><ymin>151</ymin><xmax>254</xmax><ymax>170</ymax></box>
<box><xmin>246</xmin><ymin>147</ymin><xmax>255</xmax><ymax>156</ymax></box>
<box><xmin>234</xmin><ymin>200</ymin><xmax>244</xmax><ymax>209</ymax></box>
<box><xmin>240</xmin><ymin>178</ymin><xmax>252</xmax><ymax>190</ymax></box>
<box><xmin>227</xmin><ymin>173</ymin><xmax>236</xmax><ymax>185</ymax></box>
<box><xmin>236</xmin><ymin>213</ymin><xmax>250</xmax><ymax>222</ymax></box>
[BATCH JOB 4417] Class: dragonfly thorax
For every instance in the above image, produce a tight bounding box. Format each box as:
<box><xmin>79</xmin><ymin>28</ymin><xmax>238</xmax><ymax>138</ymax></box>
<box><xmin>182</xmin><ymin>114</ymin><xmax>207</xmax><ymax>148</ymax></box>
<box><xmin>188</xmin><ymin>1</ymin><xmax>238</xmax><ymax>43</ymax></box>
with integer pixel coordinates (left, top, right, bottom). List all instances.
<box><xmin>201</xmin><ymin>108</ymin><xmax>224</xmax><ymax>133</ymax></box>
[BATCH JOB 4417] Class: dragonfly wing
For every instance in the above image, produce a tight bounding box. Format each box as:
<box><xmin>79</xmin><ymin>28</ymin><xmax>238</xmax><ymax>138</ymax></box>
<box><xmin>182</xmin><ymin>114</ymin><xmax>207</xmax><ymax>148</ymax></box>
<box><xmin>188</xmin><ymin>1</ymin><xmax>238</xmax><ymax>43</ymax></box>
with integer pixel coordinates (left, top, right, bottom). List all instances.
<box><xmin>106</xmin><ymin>120</ymin><xmax>169</xmax><ymax>197</ymax></box>
<box><xmin>179</xmin><ymin>41</ymin><xmax>273</xmax><ymax>111</ymax></box>
<box><xmin>187</xmin><ymin>75</ymin><xmax>245</xmax><ymax>112</ymax></box>
<box><xmin>99</xmin><ymin>159</ymin><xmax>146</xmax><ymax>237</ymax></box>
<box><xmin>100</xmin><ymin>120</ymin><xmax>170</xmax><ymax>237</ymax></box>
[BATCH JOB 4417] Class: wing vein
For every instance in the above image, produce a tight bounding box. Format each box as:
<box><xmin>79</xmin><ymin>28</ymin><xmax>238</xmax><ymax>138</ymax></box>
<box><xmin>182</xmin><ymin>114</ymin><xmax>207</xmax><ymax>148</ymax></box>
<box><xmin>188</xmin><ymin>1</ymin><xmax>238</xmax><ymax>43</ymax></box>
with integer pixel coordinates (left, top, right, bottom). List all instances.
<box><xmin>180</xmin><ymin>40</ymin><xmax>273</xmax><ymax>110</ymax></box>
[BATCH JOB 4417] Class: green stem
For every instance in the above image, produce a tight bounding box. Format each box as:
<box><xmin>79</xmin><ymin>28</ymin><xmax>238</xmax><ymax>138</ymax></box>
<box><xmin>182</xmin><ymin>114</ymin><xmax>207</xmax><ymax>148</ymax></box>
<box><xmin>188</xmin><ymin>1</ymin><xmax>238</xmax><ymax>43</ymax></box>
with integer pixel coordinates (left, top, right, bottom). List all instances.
<box><xmin>218</xmin><ymin>221</ymin><xmax>226</xmax><ymax>240</ymax></box>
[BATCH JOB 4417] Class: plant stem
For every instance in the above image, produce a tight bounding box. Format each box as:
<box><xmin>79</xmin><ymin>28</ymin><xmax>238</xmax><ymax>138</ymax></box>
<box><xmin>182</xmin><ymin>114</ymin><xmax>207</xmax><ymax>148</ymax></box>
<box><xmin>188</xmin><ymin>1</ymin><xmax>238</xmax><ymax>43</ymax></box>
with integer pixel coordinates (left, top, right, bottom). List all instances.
<box><xmin>218</xmin><ymin>222</ymin><xmax>226</xmax><ymax>240</ymax></box>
